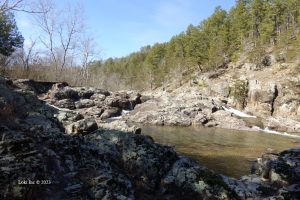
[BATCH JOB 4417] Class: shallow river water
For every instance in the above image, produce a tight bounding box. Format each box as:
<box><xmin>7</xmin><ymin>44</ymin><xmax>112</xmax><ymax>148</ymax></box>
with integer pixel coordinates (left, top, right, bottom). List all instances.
<box><xmin>141</xmin><ymin>125</ymin><xmax>300</xmax><ymax>178</ymax></box>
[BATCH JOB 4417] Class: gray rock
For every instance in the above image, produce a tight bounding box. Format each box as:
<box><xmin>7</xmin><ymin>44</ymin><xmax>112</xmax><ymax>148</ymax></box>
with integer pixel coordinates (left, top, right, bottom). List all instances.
<box><xmin>193</xmin><ymin>113</ymin><xmax>209</xmax><ymax>125</ymax></box>
<box><xmin>75</xmin><ymin>99</ymin><xmax>95</xmax><ymax>109</ymax></box>
<box><xmin>104</xmin><ymin>95</ymin><xmax>131</xmax><ymax>110</ymax></box>
<box><xmin>211</xmin><ymin>110</ymin><xmax>252</xmax><ymax>131</ymax></box>
<box><xmin>162</xmin><ymin>157</ymin><xmax>237</xmax><ymax>199</ymax></box>
<box><xmin>90</xmin><ymin>93</ymin><xmax>106</xmax><ymax>101</ymax></box>
<box><xmin>95</xmin><ymin>88</ymin><xmax>111</xmax><ymax>96</ymax></box>
<box><xmin>55</xmin><ymin>99</ymin><xmax>76</xmax><ymax>110</ymax></box>
<box><xmin>66</xmin><ymin>118</ymin><xmax>98</xmax><ymax>135</ymax></box>
<box><xmin>252</xmin><ymin>149</ymin><xmax>300</xmax><ymax>186</ymax></box>
<box><xmin>55</xmin><ymin>111</ymin><xmax>84</xmax><ymax>123</ymax></box>
<box><xmin>127</xmin><ymin>91</ymin><xmax>142</xmax><ymax>108</ymax></box>
<box><xmin>100</xmin><ymin>107</ymin><xmax>122</xmax><ymax>119</ymax></box>
<box><xmin>246</xmin><ymin>80</ymin><xmax>278</xmax><ymax>116</ymax></box>
<box><xmin>98</xmin><ymin>120</ymin><xmax>141</xmax><ymax>134</ymax></box>
<box><xmin>53</xmin><ymin>87</ymin><xmax>79</xmax><ymax>100</ymax></box>
<box><xmin>78</xmin><ymin>89</ymin><xmax>94</xmax><ymax>99</ymax></box>
<box><xmin>264</xmin><ymin>116</ymin><xmax>300</xmax><ymax>133</ymax></box>
<box><xmin>2</xmin><ymin>78</ymin><xmax>300</xmax><ymax>200</ymax></box>
<box><xmin>163</xmin><ymin>112</ymin><xmax>192</xmax><ymax>126</ymax></box>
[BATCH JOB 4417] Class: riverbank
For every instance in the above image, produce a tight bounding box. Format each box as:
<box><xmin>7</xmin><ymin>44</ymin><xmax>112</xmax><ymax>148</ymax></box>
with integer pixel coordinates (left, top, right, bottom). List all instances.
<box><xmin>122</xmin><ymin>58</ymin><xmax>300</xmax><ymax>135</ymax></box>
<box><xmin>141</xmin><ymin>125</ymin><xmax>300</xmax><ymax>178</ymax></box>
<box><xmin>1</xmin><ymin>77</ymin><xmax>300</xmax><ymax>199</ymax></box>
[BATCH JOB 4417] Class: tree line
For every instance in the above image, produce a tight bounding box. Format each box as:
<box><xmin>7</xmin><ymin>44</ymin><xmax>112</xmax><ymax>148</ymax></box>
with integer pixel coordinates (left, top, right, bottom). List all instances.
<box><xmin>89</xmin><ymin>0</ymin><xmax>300</xmax><ymax>90</ymax></box>
<box><xmin>1</xmin><ymin>0</ymin><xmax>300</xmax><ymax>90</ymax></box>
<box><xmin>0</xmin><ymin>0</ymin><xmax>97</xmax><ymax>86</ymax></box>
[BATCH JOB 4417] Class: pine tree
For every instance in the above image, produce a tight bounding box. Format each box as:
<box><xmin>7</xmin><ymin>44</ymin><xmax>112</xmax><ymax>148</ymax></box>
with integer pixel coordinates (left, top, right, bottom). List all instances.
<box><xmin>0</xmin><ymin>12</ymin><xmax>23</xmax><ymax>56</ymax></box>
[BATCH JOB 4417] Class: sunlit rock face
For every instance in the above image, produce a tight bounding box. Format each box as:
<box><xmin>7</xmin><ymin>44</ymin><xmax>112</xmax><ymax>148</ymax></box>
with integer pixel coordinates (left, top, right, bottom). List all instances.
<box><xmin>0</xmin><ymin>78</ymin><xmax>300</xmax><ymax>200</ymax></box>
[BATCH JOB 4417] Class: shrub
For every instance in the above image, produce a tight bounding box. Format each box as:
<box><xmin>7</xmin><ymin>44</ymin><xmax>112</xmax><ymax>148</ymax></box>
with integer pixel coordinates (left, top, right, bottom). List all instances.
<box><xmin>230</xmin><ymin>79</ymin><xmax>248</xmax><ymax>107</ymax></box>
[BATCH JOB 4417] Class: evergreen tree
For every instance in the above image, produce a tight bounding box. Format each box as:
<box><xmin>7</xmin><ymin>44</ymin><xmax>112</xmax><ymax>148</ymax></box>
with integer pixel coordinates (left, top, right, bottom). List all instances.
<box><xmin>92</xmin><ymin>0</ymin><xmax>300</xmax><ymax>90</ymax></box>
<box><xmin>229</xmin><ymin>0</ymin><xmax>251</xmax><ymax>48</ymax></box>
<box><xmin>0</xmin><ymin>12</ymin><xmax>23</xmax><ymax>56</ymax></box>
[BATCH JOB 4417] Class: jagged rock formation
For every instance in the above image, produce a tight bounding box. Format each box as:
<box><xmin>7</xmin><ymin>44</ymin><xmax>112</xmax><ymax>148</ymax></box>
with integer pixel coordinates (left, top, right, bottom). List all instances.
<box><xmin>0</xmin><ymin>77</ymin><xmax>300</xmax><ymax>199</ymax></box>
<box><xmin>124</xmin><ymin>58</ymin><xmax>300</xmax><ymax>133</ymax></box>
<box><xmin>38</xmin><ymin>80</ymin><xmax>142</xmax><ymax>134</ymax></box>
<box><xmin>0</xmin><ymin>77</ymin><xmax>235</xmax><ymax>199</ymax></box>
<box><xmin>123</xmin><ymin>88</ymin><xmax>253</xmax><ymax>131</ymax></box>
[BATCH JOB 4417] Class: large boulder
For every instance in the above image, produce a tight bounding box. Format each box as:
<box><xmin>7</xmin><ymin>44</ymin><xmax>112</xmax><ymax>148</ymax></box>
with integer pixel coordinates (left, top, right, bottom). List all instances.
<box><xmin>162</xmin><ymin>157</ymin><xmax>237</xmax><ymax>199</ymax></box>
<box><xmin>127</xmin><ymin>91</ymin><xmax>142</xmax><ymax>108</ymax></box>
<box><xmin>75</xmin><ymin>99</ymin><xmax>95</xmax><ymax>109</ymax></box>
<box><xmin>12</xmin><ymin>79</ymin><xmax>58</xmax><ymax>95</ymax></box>
<box><xmin>251</xmin><ymin>148</ymin><xmax>300</xmax><ymax>199</ymax></box>
<box><xmin>100</xmin><ymin>107</ymin><xmax>122</xmax><ymax>119</ymax></box>
<box><xmin>246</xmin><ymin>80</ymin><xmax>278</xmax><ymax>116</ymax></box>
<box><xmin>264</xmin><ymin>116</ymin><xmax>300</xmax><ymax>133</ymax></box>
<box><xmin>95</xmin><ymin>88</ymin><xmax>111</xmax><ymax>96</ymax></box>
<box><xmin>273</xmin><ymin>86</ymin><xmax>300</xmax><ymax>122</ymax></box>
<box><xmin>55</xmin><ymin>99</ymin><xmax>76</xmax><ymax>110</ymax></box>
<box><xmin>163</xmin><ymin>111</ymin><xmax>192</xmax><ymax>126</ymax></box>
<box><xmin>77</xmin><ymin>88</ymin><xmax>95</xmax><ymax>99</ymax></box>
<box><xmin>104</xmin><ymin>95</ymin><xmax>132</xmax><ymax>110</ymax></box>
<box><xmin>79</xmin><ymin>106</ymin><xmax>104</xmax><ymax>118</ymax></box>
<box><xmin>98</xmin><ymin>120</ymin><xmax>141</xmax><ymax>134</ymax></box>
<box><xmin>90</xmin><ymin>93</ymin><xmax>106</xmax><ymax>101</ymax></box>
<box><xmin>53</xmin><ymin>87</ymin><xmax>79</xmax><ymax>100</ymax></box>
<box><xmin>66</xmin><ymin>118</ymin><xmax>98</xmax><ymax>135</ymax></box>
<box><xmin>210</xmin><ymin>110</ymin><xmax>252</xmax><ymax>131</ymax></box>
<box><xmin>55</xmin><ymin>111</ymin><xmax>84</xmax><ymax>124</ymax></box>
<box><xmin>193</xmin><ymin>112</ymin><xmax>210</xmax><ymax>125</ymax></box>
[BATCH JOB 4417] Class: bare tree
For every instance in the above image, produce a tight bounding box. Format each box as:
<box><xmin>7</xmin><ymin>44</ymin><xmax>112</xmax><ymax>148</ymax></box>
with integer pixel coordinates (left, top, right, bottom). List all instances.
<box><xmin>0</xmin><ymin>0</ymin><xmax>48</xmax><ymax>14</ymax></box>
<box><xmin>0</xmin><ymin>0</ymin><xmax>23</xmax><ymax>14</ymax></box>
<box><xmin>20</xmin><ymin>38</ymin><xmax>37</xmax><ymax>72</ymax></box>
<box><xmin>5</xmin><ymin>0</ymin><xmax>100</xmax><ymax>85</ymax></box>
<box><xmin>34</xmin><ymin>0</ymin><xmax>85</xmax><ymax>81</ymax></box>
<box><xmin>34</xmin><ymin>0</ymin><xmax>58</xmax><ymax>73</ymax></box>
<box><xmin>80</xmin><ymin>35</ymin><xmax>97</xmax><ymax>85</ymax></box>
<box><xmin>58</xmin><ymin>4</ymin><xmax>83</xmax><ymax>72</ymax></box>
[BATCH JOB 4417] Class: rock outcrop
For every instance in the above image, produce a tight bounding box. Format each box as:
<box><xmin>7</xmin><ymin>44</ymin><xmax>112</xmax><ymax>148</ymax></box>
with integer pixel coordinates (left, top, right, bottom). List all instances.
<box><xmin>124</xmin><ymin>59</ymin><xmax>300</xmax><ymax>133</ymax></box>
<box><xmin>250</xmin><ymin>148</ymin><xmax>300</xmax><ymax>199</ymax></box>
<box><xmin>246</xmin><ymin>80</ymin><xmax>278</xmax><ymax>116</ymax></box>
<box><xmin>0</xmin><ymin>77</ymin><xmax>237</xmax><ymax>199</ymax></box>
<box><xmin>0</xmin><ymin>77</ymin><xmax>299</xmax><ymax>199</ymax></box>
<box><xmin>123</xmin><ymin>88</ymin><xmax>252</xmax><ymax>131</ymax></box>
<box><xmin>39</xmin><ymin>81</ymin><xmax>142</xmax><ymax>134</ymax></box>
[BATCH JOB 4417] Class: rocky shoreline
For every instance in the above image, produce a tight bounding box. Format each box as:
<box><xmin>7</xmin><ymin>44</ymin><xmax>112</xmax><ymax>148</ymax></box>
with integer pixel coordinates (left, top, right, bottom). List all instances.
<box><xmin>122</xmin><ymin>61</ymin><xmax>300</xmax><ymax>134</ymax></box>
<box><xmin>0</xmin><ymin>77</ymin><xmax>300</xmax><ymax>199</ymax></box>
<box><xmin>13</xmin><ymin>66</ymin><xmax>298</xmax><ymax>136</ymax></box>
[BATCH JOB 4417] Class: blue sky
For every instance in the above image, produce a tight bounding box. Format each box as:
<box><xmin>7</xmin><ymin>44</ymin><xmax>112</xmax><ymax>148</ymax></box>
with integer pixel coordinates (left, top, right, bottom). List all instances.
<box><xmin>16</xmin><ymin>0</ymin><xmax>236</xmax><ymax>59</ymax></box>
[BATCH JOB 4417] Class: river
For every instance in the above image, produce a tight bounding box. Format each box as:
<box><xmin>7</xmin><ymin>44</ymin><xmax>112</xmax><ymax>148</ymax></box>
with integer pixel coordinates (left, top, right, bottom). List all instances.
<box><xmin>141</xmin><ymin>125</ymin><xmax>300</xmax><ymax>178</ymax></box>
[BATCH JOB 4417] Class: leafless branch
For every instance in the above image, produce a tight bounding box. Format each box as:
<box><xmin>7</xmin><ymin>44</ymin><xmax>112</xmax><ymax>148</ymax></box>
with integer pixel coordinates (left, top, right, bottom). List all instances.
<box><xmin>0</xmin><ymin>0</ymin><xmax>49</xmax><ymax>14</ymax></box>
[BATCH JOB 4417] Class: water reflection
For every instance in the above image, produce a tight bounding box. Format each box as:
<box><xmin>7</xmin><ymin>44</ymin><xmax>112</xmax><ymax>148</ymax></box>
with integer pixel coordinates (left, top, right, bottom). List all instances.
<box><xmin>141</xmin><ymin>125</ymin><xmax>300</xmax><ymax>178</ymax></box>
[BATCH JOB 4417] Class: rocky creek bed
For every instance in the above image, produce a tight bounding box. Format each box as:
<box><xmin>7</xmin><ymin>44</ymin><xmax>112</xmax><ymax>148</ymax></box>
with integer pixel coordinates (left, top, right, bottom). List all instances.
<box><xmin>1</xmin><ymin>77</ymin><xmax>300</xmax><ymax>199</ymax></box>
<box><xmin>141</xmin><ymin>125</ymin><xmax>300</xmax><ymax>178</ymax></box>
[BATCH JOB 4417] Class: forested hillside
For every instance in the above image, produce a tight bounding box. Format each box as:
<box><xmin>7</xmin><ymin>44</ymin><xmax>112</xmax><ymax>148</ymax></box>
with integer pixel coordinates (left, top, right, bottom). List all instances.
<box><xmin>89</xmin><ymin>0</ymin><xmax>300</xmax><ymax>90</ymax></box>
